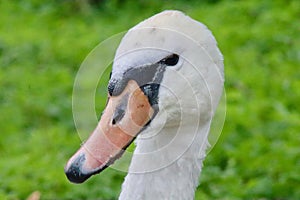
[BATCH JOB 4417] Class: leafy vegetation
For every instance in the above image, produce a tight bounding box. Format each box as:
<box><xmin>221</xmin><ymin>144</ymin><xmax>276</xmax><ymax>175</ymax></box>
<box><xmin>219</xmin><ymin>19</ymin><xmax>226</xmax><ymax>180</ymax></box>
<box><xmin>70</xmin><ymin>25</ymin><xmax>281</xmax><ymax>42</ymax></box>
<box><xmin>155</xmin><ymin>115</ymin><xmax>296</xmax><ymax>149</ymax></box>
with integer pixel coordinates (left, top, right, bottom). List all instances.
<box><xmin>0</xmin><ymin>0</ymin><xmax>299</xmax><ymax>199</ymax></box>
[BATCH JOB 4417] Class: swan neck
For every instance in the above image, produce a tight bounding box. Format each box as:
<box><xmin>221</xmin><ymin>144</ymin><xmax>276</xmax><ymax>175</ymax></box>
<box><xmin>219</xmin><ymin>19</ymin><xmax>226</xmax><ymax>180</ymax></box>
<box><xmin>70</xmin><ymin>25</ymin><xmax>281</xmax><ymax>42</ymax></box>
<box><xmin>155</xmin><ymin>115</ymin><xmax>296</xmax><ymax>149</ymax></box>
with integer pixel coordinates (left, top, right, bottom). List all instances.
<box><xmin>119</xmin><ymin>124</ymin><xmax>210</xmax><ymax>200</ymax></box>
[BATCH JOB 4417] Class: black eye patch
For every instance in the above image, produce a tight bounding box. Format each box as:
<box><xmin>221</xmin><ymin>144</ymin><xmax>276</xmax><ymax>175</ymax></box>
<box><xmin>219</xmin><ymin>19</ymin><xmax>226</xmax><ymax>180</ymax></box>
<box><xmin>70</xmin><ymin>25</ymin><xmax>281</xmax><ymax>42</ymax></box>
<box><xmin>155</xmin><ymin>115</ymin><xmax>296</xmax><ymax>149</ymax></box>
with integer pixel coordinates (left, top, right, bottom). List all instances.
<box><xmin>108</xmin><ymin>62</ymin><xmax>165</xmax><ymax>96</ymax></box>
<box><xmin>159</xmin><ymin>54</ymin><xmax>179</xmax><ymax>66</ymax></box>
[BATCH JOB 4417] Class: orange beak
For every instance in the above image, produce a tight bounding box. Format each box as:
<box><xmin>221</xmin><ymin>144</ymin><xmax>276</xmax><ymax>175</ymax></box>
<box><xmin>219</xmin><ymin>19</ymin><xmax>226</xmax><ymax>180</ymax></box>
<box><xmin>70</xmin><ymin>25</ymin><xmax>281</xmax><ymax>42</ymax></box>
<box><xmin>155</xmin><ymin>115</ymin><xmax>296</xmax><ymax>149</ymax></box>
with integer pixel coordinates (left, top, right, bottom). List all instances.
<box><xmin>64</xmin><ymin>80</ymin><xmax>154</xmax><ymax>183</ymax></box>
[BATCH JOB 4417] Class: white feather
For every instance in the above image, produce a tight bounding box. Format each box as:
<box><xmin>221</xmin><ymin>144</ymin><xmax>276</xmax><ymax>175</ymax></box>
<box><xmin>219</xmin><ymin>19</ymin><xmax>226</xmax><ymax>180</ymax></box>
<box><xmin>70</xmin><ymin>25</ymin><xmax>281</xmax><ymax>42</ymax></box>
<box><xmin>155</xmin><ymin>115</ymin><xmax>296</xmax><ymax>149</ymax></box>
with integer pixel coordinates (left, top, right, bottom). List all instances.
<box><xmin>112</xmin><ymin>10</ymin><xmax>224</xmax><ymax>200</ymax></box>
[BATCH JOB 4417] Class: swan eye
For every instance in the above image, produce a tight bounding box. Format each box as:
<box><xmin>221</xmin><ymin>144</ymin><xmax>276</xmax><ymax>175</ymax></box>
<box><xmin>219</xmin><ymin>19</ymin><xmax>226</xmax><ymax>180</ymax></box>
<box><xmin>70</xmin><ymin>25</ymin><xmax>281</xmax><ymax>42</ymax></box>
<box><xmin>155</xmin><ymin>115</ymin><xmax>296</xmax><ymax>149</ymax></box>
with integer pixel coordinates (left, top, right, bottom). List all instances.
<box><xmin>161</xmin><ymin>54</ymin><xmax>179</xmax><ymax>66</ymax></box>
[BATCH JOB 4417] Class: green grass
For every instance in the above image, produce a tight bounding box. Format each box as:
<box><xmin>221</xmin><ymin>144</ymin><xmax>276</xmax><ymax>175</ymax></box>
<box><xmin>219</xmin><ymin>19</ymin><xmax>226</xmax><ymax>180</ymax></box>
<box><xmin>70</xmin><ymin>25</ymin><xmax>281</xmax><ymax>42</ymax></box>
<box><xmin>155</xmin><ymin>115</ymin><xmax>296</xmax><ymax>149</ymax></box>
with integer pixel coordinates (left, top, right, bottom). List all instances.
<box><xmin>0</xmin><ymin>0</ymin><xmax>299</xmax><ymax>199</ymax></box>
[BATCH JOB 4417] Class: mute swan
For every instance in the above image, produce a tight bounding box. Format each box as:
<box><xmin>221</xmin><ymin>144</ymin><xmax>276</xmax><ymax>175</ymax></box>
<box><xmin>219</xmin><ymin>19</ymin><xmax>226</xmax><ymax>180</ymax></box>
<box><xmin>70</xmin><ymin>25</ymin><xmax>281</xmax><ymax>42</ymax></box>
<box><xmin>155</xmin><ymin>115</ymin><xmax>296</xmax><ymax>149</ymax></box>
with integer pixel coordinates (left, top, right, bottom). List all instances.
<box><xmin>65</xmin><ymin>10</ymin><xmax>224</xmax><ymax>199</ymax></box>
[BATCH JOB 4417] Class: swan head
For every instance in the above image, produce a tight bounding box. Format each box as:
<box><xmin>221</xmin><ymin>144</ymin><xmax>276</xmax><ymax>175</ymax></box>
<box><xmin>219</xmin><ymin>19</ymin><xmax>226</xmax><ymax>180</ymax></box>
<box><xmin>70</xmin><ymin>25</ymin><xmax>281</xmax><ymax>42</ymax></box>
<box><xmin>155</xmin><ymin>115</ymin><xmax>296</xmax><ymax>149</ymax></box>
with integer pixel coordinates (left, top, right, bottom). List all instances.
<box><xmin>65</xmin><ymin>10</ymin><xmax>224</xmax><ymax>183</ymax></box>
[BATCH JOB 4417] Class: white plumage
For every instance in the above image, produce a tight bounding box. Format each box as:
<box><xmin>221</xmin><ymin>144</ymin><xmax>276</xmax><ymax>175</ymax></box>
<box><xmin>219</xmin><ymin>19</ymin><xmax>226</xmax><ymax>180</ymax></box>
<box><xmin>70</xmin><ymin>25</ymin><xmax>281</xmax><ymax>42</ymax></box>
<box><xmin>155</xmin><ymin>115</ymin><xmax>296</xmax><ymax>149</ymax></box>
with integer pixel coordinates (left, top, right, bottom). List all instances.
<box><xmin>115</xmin><ymin>10</ymin><xmax>224</xmax><ymax>199</ymax></box>
<box><xmin>65</xmin><ymin>10</ymin><xmax>224</xmax><ymax>200</ymax></box>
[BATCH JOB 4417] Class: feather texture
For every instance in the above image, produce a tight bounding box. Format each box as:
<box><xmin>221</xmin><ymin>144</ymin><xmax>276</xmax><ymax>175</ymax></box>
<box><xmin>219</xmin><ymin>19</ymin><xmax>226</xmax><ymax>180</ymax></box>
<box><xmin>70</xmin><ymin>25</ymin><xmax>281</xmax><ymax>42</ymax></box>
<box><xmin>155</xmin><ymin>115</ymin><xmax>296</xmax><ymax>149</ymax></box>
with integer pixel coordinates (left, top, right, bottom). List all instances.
<box><xmin>112</xmin><ymin>10</ymin><xmax>224</xmax><ymax>200</ymax></box>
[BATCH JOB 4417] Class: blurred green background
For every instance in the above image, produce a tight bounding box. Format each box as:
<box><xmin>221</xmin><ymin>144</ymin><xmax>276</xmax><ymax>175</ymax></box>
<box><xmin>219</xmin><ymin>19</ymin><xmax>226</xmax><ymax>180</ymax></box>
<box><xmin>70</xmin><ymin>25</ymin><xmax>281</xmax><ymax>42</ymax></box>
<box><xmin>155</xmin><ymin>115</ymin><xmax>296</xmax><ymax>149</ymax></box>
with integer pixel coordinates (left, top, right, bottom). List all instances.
<box><xmin>0</xmin><ymin>0</ymin><xmax>299</xmax><ymax>199</ymax></box>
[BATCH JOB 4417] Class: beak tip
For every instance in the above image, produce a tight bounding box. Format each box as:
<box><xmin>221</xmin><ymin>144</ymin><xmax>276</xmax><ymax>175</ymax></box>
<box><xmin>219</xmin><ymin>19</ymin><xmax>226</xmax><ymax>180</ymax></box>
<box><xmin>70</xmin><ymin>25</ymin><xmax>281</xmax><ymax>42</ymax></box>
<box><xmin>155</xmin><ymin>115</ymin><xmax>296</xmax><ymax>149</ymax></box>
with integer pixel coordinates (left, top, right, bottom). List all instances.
<box><xmin>64</xmin><ymin>154</ymin><xmax>91</xmax><ymax>184</ymax></box>
<box><xmin>64</xmin><ymin>164</ymin><xmax>92</xmax><ymax>184</ymax></box>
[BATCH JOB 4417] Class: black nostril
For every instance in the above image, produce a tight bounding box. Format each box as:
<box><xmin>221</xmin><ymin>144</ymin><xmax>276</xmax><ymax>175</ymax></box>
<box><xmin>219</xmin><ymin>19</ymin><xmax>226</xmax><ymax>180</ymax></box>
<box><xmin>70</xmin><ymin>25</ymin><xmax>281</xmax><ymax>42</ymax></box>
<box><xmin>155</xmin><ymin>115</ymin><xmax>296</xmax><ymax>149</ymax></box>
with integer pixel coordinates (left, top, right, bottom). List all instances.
<box><xmin>111</xmin><ymin>94</ymin><xmax>128</xmax><ymax>125</ymax></box>
<box><xmin>112</xmin><ymin>108</ymin><xmax>125</xmax><ymax>125</ymax></box>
